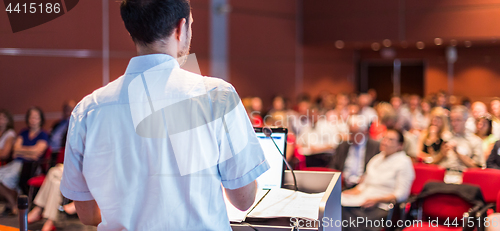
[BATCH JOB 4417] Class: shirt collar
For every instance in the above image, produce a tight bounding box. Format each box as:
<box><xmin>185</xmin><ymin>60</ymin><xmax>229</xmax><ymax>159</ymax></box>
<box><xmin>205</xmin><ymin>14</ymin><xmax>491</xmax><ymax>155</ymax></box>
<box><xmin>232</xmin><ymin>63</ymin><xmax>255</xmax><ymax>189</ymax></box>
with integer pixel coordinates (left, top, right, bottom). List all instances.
<box><xmin>124</xmin><ymin>54</ymin><xmax>180</xmax><ymax>74</ymax></box>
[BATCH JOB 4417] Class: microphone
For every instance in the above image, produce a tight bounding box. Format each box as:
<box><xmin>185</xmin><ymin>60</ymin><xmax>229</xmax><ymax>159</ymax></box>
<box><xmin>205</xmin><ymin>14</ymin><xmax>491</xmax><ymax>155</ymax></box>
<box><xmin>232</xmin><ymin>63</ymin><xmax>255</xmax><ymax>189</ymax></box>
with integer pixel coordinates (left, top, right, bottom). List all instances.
<box><xmin>262</xmin><ymin>127</ymin><xmax>298</xmax><ymax>191</ymax></box>
<box><xmin>18</xmin><ymin>195</ymin><xmax>28</xmax><ymax>231</ymax></box>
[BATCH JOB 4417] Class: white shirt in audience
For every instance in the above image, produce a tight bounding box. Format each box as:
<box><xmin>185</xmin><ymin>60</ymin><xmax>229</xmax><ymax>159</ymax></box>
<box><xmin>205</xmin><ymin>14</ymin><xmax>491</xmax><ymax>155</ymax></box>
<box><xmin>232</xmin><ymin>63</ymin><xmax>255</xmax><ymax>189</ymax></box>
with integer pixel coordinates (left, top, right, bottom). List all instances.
<box><xmin>438</xmin><ymin>132</ymin><xmax>483</xmax><ymax>171</ymax></box>
<box><xmin>0</xmin><ymin>129</ymin><xmax>16</xmax><ymax>150</ymax></box>
<box><xmin>341</xmin><ymin>151</ymin><xmax>415</xmax><ymax>210</ymax></box>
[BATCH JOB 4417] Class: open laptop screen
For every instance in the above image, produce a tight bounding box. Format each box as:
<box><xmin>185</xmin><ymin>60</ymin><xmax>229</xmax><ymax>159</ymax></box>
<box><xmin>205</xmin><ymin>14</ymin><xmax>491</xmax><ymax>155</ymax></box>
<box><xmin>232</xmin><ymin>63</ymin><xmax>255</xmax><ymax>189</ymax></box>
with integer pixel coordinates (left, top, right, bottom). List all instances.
<box><xmin>253</xmin><ymin>127</ymin><xmax>288</xmax><ymax>189</ymax></box>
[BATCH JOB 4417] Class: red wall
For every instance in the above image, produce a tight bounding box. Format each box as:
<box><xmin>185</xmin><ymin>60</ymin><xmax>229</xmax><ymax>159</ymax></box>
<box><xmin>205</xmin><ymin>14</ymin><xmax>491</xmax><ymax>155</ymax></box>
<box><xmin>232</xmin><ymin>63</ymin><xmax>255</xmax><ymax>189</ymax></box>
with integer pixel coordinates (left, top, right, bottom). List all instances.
<box><xmin>2</xmin><ymin>0</ymin><xmax>500</xmax><ymax>132</ymax></box>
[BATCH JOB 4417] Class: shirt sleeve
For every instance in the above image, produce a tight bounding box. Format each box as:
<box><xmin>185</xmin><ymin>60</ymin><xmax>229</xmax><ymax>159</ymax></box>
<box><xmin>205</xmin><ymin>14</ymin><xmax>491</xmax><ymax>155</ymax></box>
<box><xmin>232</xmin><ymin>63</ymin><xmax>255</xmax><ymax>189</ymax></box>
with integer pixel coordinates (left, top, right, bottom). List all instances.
<box><xmin>60</xmin><ymin>108</ymin><xmax>94</xmax><ymax>201</ymax></box>
<box><xmin>393</xmin><ymin>157</ymin><xmax>415</xmax><ymax>202</ymax></box>
<box><xmin>216</xmin><ymin>85</ymin><xmax>270</xmax><ymax>190</ymax></box>
<box><xmin>39</xmin><ymin>131</ymin><xmax>50</xmax><ymax>143</ymax></box>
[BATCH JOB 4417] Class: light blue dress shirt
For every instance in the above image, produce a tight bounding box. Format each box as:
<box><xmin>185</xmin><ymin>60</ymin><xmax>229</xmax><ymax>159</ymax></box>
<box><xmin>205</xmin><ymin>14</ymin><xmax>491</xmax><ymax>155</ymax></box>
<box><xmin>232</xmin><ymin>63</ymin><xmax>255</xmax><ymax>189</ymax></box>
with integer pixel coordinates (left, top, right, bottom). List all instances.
<box><xmin>60</xmin><ymin>54</ymin><xmax>270</xmax><ymax>231</ymax></box>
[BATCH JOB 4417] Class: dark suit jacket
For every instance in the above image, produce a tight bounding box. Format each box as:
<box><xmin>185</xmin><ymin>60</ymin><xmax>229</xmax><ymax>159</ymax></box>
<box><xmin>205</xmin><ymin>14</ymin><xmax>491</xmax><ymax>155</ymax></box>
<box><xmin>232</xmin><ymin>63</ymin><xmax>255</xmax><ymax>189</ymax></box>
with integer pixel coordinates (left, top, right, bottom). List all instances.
<box><xmin>328</xmin><ymin>138</ymin><xmax>380</xmax><ymax>172</ymax></box>
<box><xmin>487</xmin><ymin>140</ymin><xmax>500</xmax><ymax>170</ymax></box>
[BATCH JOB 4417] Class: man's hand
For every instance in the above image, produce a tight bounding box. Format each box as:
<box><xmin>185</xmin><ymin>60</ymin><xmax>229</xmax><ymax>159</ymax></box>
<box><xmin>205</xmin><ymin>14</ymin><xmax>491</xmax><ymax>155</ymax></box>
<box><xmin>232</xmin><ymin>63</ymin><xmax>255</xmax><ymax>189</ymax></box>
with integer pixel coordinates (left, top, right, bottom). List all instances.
<box><xmin>361</xmin><ymin>198</ymin><xmax>379</xmax><ymax>208</ymax></box>
<box><xmin>342</xmin><ymin>187</ymin><xmax>361</xmax><ymax>195</ymax></box>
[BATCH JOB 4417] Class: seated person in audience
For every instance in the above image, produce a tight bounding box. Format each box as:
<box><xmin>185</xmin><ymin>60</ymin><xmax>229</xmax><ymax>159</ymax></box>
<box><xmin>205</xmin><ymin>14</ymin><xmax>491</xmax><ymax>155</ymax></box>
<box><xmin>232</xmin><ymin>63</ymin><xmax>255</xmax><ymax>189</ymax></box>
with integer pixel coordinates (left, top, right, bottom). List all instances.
<box><xmin>358</xmin><ymin>93</ymin><xmax>378</xmax><ymax>125</ymax></box>
<box><xmin>48</xmin><ymin>100</ymin><xmax>75</xmax><ymax>165</ymax></box>
<box><xmin>391</xmin><ymin>95</ymin><xmax>412</xmax><ymax>132</ymax></box>
<box><xmin>0</xmin><ymin>107</ymin><xmax>49</xmax><ymax>215</ymax></box>
<box><xmin>0</xmin><ymin>109</ymin><xmax>16</xmax><ymax>164</ymax></box>
<box><xmin>436</xmin><ymin>91</ymin><xmax>450</xmax><ymax>110</ymax></box>
<box><xmin>490</xmin><ymin>98</ymin><xmax>500</xmax><ymax>139</ymax></box>
<box><xmin>431</xmin><ymin>106</ymin><xmax>483</xmax><ymax>171</ymax></box>
<box><xmin>341</xmin><ymin>129</ymin><xmax>415</xmax><ymax>231</ymax></box>
<box><xmin>27</xmin><ymin>165</ymin><xmax>77</xmax><ymax>230</ymax></box>
<box><xmin>385</xmin><ymin>111</ymin><xmax>419</xmax><ymax>161</ymax></box>
<box><xmin>487</xmin><ymin>140</ymin><xmax>500</xmax><ymax>170</ymax></box>
<box><xmin>329</xmin><ymin>116</ymin><xmax>380</xmax><ymax>189</ymax></box>
<box><xmin>417</xmin><ymin>107</ymin><xmax>453</xmax><ymax>162</ymax></box>
<box><xmin>27</xmin><ymin>128</ymin><xmax>77</xmax><ymax>231</ymax></box>
<box><xmin>466</xmin><ymin>101</ymin><xmax>488</xmax><ymax>134</ymax></box>
<box><xmin>420</xmin><ymin>99</ymin><xmax>432</xmax><ymax>129</ymax></box>
<box><xmin>289</xmin><ymin>94</ymin><xmax>312</xmax><ymax>136</ymax></box>
<box><xmin>242</xmin><ymin>97</ymin><xmax>263</xmax><ymax>127</ymax></box>
<box><xmin>326</xmin><ymin>93</ymin><xmax>350</xmax><ymax>123</ymax></box>
<box><xmin>297</xmin><ymin>105</ymin><xmax>339</xmax><ymax>167</ymax></box>
<box><xmin>419</xmin><ymin>125</ymin><xmax>444</xmax><ymax>163</ymax></box>
<box><xmin>476</xmin><ymin>115</ymin><xmax>498</xmax><ymax>162</ymax></box>
<box><xmin>409</xmin><ymin>95</ymin><xmax>427</xmax><ymax>133</ymax></box>
<box><xmin>369</xmin><ymin>102</ymin><xmax>392</xmax><ymax>141</ymax></box>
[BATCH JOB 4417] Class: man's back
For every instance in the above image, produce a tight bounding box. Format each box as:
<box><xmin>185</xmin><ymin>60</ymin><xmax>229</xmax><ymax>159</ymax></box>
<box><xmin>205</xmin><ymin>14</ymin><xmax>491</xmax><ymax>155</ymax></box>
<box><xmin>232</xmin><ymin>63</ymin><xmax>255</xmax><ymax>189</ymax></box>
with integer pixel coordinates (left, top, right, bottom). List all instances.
<box><xmin>61</xmin><ymin>54</ymin><xmax>269</xmax><ymax>230</ymax></box>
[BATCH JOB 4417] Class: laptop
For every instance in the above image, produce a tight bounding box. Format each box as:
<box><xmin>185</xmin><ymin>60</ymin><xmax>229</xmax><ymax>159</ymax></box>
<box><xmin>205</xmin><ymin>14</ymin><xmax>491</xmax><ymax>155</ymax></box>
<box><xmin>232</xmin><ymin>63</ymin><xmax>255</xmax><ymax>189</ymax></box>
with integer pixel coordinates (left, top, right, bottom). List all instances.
<box><xmin>224</xmin><ymin>127</ymin><xmax>288</xmax><ymax>222</ymax></box>
<box><xmin>253</xmin><ymin>127</ymin><xmax>288</xmax><ymax>189</ymax></box>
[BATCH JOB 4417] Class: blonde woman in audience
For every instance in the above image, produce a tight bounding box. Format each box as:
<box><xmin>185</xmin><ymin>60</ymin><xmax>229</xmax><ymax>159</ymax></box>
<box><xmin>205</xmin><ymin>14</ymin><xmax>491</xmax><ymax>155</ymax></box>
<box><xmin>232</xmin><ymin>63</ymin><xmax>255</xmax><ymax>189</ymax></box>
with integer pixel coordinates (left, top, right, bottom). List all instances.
<box><xmin>0</xmin><ymin>109</ymin><xmax>16</xmax><ymax>163</ymax></box>
<box><xmin>417</xmin><ymin>107</ymin><xmax>453</xmax><ymax>162</ymax></box>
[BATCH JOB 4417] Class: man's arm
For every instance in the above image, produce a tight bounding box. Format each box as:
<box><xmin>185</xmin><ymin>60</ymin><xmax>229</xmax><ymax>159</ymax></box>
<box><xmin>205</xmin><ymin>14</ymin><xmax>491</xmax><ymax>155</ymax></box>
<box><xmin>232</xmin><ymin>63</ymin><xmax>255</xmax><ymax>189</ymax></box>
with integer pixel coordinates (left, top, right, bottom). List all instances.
<box><xmin>74</xmin><ymin>200</ymin><xmax>101</xmax><ymax>226</ymax></box>
<box><xmin>13</xmin><ymin>140</ymin><xmax>48</xmax><ymax>161</ymax></box>
<box><xmin>0</xmin><ymin>136</ymin><xmax>14</xmax><ymax>159</ymax></box>
<box><xmin>224</xmin><ymin>180</ymin><xmax>257</xmax><ymax>211</ymax></box>
<box><xmin>361</xmin><ymin>194</ymin><xmax>397</xmax><ymax>208</ymax></box>
<box><xmin>456</xmin><ymin>139</ymin><xmax>482</xmax><ymax>168</ymax></box>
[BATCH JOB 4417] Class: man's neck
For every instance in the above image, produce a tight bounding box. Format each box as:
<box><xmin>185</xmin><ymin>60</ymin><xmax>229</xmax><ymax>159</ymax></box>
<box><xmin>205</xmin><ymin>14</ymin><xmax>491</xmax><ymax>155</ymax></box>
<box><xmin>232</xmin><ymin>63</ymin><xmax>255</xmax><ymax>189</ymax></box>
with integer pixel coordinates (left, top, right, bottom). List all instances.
<box><xmin>136</xmin><ymin>40</ymin><xmax>177</xmax><ymax>58</ymax></box>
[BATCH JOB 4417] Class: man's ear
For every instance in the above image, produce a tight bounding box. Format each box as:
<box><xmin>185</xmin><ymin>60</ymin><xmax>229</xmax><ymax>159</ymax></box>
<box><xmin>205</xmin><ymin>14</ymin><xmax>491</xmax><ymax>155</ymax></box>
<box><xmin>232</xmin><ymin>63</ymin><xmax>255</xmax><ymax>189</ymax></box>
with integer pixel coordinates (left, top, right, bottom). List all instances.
<box><xmin>175</xmin><ymin>18</ymin><xmax>187</xmax><ymax>41</ymax></box>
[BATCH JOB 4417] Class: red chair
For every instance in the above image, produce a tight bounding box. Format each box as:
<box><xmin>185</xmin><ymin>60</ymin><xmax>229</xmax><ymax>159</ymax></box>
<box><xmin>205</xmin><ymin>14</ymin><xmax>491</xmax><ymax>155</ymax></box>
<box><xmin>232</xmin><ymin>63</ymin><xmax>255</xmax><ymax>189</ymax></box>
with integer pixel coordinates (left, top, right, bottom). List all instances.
<box><xmin>404</xmin><ymin>182</ymin><xmax>485</xmax><ymax>231</ymax></box>
<box><xmin>463</xmin><ymin>168</ymin><xmax>500</xmax><ymax>207</ymax></box>
<box><xmin>27</xmin><ymin>148</ymin><xmax>65</xmax><ymax>203</ymax></box>
<box><xmin>411</xmin><ymin>163</ymin><xmax>446</xmax><ymax>196</ymax></box>
<box><xmin>463</xmin><ymin>169</ymin><xmax>500</xmax><ymax>231</ymax></box>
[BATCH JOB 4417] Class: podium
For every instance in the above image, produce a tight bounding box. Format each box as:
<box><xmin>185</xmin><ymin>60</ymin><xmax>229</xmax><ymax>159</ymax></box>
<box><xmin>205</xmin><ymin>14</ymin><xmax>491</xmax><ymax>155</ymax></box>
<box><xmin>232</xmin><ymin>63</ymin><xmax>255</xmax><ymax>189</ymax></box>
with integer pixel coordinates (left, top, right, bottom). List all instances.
<box><xmin>231</xmin><ymin>170</ymin><xmax>342</xmax><ymax>231</ymax></box>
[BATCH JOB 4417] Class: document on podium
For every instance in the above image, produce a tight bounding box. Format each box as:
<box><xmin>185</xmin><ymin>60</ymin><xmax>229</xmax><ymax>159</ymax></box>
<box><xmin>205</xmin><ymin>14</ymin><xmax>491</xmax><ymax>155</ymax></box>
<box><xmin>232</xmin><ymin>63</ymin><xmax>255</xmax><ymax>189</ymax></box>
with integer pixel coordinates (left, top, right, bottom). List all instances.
<box><xmin>224</xmin><ymin>189</ymin><xmax>270</xmax><ymax>223</ymax></box>
<box><xmin>246</xmin><ymin>188</ymin><xmax>325</xmax><ymax>220</ymax></box>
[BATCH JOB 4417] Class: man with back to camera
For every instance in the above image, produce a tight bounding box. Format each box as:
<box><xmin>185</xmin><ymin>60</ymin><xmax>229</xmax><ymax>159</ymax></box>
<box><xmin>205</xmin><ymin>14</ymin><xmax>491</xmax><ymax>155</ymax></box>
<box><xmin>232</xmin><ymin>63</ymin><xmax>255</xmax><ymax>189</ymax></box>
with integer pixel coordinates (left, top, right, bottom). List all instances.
<box><xmin>59</xmin><ymin>0</ymin><xmax>270</xmax><ymax>230</ymax></box>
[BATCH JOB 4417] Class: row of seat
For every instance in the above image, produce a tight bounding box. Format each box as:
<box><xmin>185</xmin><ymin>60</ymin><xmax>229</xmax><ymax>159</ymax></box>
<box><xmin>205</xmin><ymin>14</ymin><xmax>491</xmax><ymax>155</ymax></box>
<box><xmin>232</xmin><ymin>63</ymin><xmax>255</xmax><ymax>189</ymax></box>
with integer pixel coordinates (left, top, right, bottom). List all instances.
<box><xmin>303</xmin><ymin>165</ymin><xmax>500</xmax><ymax>230</ymax></box>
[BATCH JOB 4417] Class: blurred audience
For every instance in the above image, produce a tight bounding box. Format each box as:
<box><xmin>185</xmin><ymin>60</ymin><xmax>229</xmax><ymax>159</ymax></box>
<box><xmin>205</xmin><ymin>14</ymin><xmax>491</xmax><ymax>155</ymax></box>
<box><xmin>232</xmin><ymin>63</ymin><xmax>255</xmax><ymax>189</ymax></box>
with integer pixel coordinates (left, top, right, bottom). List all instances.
<box><xmin>296</xmin><ymin>105</ymin><xmax>339</xmax><ymax>167</ymax></box>
<box><xmin>417</xmin><ymin>107</ymin><xmax>452</xmax><ymax>162</ymax></box>
<box><xmin>466</xmin><ymin>101</ymin><xmax>488</xmax><ymax>134</ymax></box>
<box><xmin>0</xmin><ymin>107</ymin><xmax>49</xmax><ymax>215</ymax></box>
<box><xmin>358</xmin><ymin>93</ymin><xmax>377</xmax><ymax>125</ymax></box>
<box><xmin>329</xmin><ymin>116</ymin><xmax>380</xmax><ymax>189</ymax></box>
<box><xmin>476</xmin><ymin>115</ymin><xmax>498</xmax><ymax>162</ymax></box>
<box><xmin>432</xmin><ymin>106</ymin><xmax>483</xmax><ymax>173</ymax></box>
<box><xmin>487</xmin><ymin>140</ymin><xmax>500</xmax><ymax>170</ymax></box>
<box><xmin>340</xmin><ymin>129</ymin><xmax>415</xmax><ymax>231</ymax></box>
<box><xmin>490</xmin><ymin>98</ymin><xmax>500</xmax><ymax>139</ymax></box>
<box><xmin>49</xmin><ymin>100</ymin><xmax>75</xmax><ymax>166</ymax></box>
<box><xmin>0</xmin><ymin>109</ymin><xmax>16</xmax><ymax>164</ymax></box>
